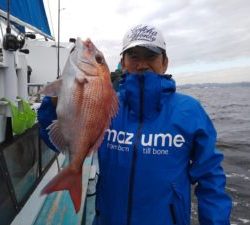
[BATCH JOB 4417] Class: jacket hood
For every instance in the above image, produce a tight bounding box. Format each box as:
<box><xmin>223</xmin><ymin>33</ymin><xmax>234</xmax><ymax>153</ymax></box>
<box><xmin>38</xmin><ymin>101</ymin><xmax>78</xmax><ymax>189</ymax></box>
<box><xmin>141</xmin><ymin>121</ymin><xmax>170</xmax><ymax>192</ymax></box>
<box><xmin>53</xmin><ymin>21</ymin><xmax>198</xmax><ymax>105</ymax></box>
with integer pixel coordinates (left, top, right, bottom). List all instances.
<box><xmin>119</xmin><ymin>71</ymin><xmax>176</xmax><ymax>120</ymax></box>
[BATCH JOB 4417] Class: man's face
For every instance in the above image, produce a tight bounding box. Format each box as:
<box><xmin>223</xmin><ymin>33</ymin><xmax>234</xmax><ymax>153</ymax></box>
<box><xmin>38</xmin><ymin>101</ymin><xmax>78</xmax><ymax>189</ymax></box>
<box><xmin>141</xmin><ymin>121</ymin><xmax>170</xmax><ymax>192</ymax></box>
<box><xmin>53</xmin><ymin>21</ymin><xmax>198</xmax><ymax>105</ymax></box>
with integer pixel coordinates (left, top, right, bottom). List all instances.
<box><xmin>121</xmin><ymin>46</ymin><xmax>168</xmax><ymax>74</ymax></box>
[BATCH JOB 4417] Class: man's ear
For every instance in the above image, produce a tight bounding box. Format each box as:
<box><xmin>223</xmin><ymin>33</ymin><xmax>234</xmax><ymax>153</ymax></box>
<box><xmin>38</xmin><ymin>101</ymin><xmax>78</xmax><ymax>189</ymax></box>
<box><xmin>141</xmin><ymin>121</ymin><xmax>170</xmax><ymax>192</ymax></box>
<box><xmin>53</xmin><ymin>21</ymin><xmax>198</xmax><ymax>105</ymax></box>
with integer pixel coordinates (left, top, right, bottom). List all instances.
<box><xmin>120</xmin><ymin>57</ymin><xmax>126</xmax><ymax>73</ymax></box>
<box><xmin>162</xmin><ymin>56</ymin><xmax>168</xmax><ymax>73</ymax></box>
<box><xmin>120</xmin><ymin>57</ymin><xmax>124</xmax><ymax>68</ymax></box>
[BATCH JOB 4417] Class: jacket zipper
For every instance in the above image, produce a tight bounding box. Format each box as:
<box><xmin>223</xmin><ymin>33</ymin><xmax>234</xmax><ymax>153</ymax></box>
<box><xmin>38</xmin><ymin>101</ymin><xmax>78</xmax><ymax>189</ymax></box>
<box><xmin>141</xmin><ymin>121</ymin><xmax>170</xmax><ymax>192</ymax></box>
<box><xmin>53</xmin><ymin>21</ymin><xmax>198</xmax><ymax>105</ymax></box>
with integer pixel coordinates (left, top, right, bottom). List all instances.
<box><xmin>127</xmin><ymin>75</ymin><xmax>144</xmax><ymax>225</ymax></box>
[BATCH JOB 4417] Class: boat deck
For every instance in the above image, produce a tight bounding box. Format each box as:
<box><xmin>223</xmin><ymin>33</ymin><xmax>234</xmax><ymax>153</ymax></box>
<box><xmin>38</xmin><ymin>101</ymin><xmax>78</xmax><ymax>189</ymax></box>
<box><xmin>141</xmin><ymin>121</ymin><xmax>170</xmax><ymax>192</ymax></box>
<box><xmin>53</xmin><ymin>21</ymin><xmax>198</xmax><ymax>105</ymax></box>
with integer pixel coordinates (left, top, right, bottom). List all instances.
<box><xmin>33</xmin><ymin>156</ymin><xmax>96</xmax><ymax>225</ymax></box>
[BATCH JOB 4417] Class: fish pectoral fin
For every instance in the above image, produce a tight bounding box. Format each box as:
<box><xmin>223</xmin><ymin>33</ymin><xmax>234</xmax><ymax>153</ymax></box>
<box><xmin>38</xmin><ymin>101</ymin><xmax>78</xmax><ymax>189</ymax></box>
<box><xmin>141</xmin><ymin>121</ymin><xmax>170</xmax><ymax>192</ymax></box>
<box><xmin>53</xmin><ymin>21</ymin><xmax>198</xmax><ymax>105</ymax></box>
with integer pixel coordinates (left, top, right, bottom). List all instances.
<box><xmin>39</xmin><ymin>78</ymin><xmax>63</xmax><ymax>96</ymax></box>
<box><xmin>75</xmin><ymin>74</ymin><xmax>89</xmax><ymax>84</ymax></box>
<box><xmin>47</xmin><ymin>120</ymin><xmax>67</xmax><ymax>151</ymax></box>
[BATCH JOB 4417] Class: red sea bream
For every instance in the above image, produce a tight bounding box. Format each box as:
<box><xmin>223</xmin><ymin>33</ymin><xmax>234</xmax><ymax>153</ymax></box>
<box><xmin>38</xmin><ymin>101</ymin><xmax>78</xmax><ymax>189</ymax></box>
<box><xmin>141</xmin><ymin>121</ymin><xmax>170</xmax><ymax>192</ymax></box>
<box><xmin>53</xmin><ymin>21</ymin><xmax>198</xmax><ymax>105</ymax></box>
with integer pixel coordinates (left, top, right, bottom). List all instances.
<box><xmin>40</xmin><ymin>38</ymin><xmax>118</xmax><ymax>212</ymax></box>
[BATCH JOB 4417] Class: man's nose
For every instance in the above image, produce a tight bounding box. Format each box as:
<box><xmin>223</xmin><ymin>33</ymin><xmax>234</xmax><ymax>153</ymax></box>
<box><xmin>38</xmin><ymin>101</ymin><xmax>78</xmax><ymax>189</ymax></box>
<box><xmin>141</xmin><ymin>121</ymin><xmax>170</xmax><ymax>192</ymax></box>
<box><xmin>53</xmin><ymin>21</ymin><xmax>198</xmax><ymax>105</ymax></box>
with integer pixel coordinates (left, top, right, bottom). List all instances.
<box><xmin>135</xmin><ymin>60</ymin><xmax>149</xmax><ymax>72</ymax></box>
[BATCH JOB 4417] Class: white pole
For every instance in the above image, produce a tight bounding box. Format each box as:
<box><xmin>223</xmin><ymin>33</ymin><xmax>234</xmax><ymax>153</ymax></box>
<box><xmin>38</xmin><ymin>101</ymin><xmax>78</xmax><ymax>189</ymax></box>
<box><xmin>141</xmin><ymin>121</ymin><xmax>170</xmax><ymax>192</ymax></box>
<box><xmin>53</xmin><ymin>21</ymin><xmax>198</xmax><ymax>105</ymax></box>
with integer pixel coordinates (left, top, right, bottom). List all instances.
<box><xmin>3</xmin><ymin>49</ymin><xmax>18</xmax><ymax>116</ymax></box>
<box><xmin>16</xmin><ymin>52</ymin><xmax>28</xmax><ymax>100</ymax></box>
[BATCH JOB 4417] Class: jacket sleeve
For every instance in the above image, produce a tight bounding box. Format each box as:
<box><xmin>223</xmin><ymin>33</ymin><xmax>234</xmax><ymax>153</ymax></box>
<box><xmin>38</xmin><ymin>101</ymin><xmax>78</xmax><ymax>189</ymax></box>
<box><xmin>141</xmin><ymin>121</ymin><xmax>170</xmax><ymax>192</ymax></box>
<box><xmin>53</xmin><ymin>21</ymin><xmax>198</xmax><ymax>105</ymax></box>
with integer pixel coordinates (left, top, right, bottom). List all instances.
<box><xmin>37</xmin><ymin>96</ymin><xmax>59</xmax><ymax>152</ymax></box>
<box><xmin>189</xmin><ymin>103</ymin><xmax>232</xmax><ymax>225</ymax></box>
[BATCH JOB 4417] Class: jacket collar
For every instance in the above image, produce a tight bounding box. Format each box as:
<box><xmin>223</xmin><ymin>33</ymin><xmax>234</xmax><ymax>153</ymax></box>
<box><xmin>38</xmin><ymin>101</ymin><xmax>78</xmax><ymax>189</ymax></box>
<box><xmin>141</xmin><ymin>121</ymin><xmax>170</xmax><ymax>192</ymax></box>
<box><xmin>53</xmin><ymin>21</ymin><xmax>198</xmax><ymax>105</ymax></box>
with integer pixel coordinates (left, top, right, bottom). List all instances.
<box><xmin>119</xmin><ymin>71</ymin><xmax>176</xmax><ymax>120</ymax></box>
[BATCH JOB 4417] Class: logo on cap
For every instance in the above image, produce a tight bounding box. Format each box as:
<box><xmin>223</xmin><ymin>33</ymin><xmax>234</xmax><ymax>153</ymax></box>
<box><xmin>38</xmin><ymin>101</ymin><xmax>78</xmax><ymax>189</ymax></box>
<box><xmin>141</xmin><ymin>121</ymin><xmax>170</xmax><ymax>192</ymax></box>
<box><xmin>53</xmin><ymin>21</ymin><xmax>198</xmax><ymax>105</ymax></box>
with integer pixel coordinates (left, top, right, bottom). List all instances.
<box><xmin>128</xmin><ymin>25</ymin><xmax>158</xmax><ymax>43</ymax></box>
<box><xmin>121</xmin><ymin>24</ymin><xmax>166</xmax><ymax>54</ymax></box>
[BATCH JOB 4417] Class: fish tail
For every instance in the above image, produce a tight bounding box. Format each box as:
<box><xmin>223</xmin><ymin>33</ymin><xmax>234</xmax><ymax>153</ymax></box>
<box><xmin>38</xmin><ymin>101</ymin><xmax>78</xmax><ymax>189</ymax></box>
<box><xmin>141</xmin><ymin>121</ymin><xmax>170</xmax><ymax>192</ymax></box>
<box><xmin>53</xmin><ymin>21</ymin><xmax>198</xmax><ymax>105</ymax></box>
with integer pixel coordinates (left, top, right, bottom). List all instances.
<box><xmin>41</xmin><ymin>167</ymin><xmax>82</xmax><ymax>213</ymax></box>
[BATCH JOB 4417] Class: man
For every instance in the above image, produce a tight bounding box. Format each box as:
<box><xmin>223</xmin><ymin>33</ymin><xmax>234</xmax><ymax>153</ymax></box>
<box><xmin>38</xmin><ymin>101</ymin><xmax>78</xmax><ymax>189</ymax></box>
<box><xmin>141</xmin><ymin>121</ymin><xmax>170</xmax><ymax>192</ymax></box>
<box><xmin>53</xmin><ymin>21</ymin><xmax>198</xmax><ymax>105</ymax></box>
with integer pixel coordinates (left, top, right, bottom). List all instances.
<box><xmin>93</xmin><ymin>24</ymin><xmax>232</xmax><ymax>225</ymax></box>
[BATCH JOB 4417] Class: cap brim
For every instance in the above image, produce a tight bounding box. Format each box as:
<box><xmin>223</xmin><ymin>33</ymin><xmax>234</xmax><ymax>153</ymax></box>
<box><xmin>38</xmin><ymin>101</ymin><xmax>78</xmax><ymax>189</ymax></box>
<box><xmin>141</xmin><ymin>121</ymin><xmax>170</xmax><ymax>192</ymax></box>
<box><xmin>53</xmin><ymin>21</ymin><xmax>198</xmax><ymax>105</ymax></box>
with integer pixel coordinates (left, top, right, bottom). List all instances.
<box><xmin>121</xmin><ymin>41</ymin><xmax>163</xmax><ymax>55</ymax></box>
<box><xmin>140</xmin><ymin>44</ymin><xmax>162</xmax><ymax>54</ymax></box>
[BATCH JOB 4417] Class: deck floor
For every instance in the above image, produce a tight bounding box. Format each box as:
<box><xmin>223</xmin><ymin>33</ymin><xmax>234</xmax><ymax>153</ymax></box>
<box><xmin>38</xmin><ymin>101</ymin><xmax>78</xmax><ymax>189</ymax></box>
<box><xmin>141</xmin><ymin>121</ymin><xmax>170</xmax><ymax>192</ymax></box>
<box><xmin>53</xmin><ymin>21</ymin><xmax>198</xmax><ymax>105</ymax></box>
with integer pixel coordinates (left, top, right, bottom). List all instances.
<box><xmin>33</xmin><ymin>155</ymin><xmax>96</xmax><ymax>225</ymax></box>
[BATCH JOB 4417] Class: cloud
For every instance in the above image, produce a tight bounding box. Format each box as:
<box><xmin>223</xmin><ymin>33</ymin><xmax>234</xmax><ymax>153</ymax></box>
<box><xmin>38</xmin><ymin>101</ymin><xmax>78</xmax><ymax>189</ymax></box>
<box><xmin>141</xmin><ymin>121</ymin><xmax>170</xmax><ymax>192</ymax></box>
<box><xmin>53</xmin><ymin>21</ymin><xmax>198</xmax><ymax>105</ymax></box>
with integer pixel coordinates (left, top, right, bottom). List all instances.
<box><xmin>45</xmin><ymin>0</ymin><xmax>250</xmax><ymax>80</ymax></box>
<box><xmin>160</xmin><ymin>0</ymin><xmax>250</xmax><ymax>67</ymax></box>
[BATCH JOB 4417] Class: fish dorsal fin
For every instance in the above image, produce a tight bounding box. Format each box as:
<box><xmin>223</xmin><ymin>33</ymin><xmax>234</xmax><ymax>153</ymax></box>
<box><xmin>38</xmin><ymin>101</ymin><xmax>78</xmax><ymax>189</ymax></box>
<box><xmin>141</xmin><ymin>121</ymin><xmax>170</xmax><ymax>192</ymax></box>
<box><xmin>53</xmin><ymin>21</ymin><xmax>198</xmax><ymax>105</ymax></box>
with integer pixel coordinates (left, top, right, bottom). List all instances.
<box><xmin>40</xmin><ymin>79</ymin><xmax>63</xmax><ymax>96</ymax></box>
<box><xmin>47</xmin><ymin>120</ymin><xmax>67</xmax><ymax>152</ymax></box>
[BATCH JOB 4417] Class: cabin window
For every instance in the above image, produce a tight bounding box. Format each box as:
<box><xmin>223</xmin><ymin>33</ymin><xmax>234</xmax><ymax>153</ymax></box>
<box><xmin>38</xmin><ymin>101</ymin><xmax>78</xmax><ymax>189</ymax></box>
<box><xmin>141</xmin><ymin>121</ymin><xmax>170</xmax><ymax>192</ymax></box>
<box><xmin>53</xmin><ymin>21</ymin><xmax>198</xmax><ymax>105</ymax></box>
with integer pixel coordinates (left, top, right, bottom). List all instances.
<box><xmin>2</xmin><ymin>131</ymin><xmax>39</xmax><ymax>203</ymax></box>
<box><xmin>0</xmin><ymin>162</ymin><xmax>16</xmax><ymax>225</ymax></box>
<box><xmin>0</xmin><ymin>124</ymin><xmax>57</xmax><ymax>223</ymax></box>
<box><xmin>41</xmin><ymin>140</ymin><xmax>56</xmax><ymax>172</ymax></box>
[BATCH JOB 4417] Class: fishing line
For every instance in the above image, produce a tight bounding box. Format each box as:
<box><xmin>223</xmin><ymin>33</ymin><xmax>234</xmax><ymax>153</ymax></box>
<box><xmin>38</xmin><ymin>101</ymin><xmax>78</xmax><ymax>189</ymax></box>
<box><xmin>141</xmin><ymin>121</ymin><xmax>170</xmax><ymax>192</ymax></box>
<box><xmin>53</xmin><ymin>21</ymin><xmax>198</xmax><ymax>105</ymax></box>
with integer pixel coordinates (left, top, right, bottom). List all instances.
<box><xmin>46</xmin><ymin>0</ymin><xmax>55</xmax><ymax>37</ymax></box>
<box><xmin>57</xmin><ymin>0</ymin><xmax>61</xmax><ymax>79</ymax></box>
<box><xmin>46</xmin><ymin>0</ymin><xmax>61</xmax><ymax>79</ymax></box>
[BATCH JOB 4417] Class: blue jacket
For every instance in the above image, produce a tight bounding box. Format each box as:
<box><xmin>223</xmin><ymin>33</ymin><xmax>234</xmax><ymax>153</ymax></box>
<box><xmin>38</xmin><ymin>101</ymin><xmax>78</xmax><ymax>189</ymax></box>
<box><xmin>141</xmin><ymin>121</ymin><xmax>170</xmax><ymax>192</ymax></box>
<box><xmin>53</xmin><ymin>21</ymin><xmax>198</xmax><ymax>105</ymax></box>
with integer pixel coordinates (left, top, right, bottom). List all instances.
<box><xmin>94</xmin><ymin>72</ymin><xmax>231</xmax><ymax>225</ymax></box>
<box><xmin>37</xmin><ymin>96</ymin><xmax>59</xmax><ymax>152</ymax></box>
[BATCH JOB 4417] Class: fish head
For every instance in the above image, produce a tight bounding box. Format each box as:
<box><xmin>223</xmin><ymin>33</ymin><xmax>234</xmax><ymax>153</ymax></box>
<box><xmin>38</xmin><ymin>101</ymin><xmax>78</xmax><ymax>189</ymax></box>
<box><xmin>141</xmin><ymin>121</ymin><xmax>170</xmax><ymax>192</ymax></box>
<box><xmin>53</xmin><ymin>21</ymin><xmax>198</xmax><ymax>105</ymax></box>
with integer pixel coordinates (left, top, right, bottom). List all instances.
<box><xmin>73</xmin><ymin>37</ymin><xmax>110</xmax><ymax>83</ymax></box>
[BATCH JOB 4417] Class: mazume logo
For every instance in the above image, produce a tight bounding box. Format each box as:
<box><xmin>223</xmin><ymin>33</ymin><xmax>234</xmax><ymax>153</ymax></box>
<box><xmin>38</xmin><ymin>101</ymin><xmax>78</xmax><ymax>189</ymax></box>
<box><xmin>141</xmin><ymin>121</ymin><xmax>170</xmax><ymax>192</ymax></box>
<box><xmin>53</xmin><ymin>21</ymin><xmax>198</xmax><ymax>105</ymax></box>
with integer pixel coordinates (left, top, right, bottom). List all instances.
<box><xmin>105</xmin><ymin>129</ymin><xmax>185</xmax><ymax>148</ymax></box>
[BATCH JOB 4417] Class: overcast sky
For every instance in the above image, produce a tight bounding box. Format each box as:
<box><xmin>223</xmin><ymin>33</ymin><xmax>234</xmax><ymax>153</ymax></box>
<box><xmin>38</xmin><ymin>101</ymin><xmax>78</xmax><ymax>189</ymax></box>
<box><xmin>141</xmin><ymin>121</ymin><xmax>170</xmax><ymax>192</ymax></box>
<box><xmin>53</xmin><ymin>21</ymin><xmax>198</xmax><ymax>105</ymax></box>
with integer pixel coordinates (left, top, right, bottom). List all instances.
<box><xmin>44</xmin><ymin>0</ymin><xmax>250</xmax><ymax>83</ymax></box>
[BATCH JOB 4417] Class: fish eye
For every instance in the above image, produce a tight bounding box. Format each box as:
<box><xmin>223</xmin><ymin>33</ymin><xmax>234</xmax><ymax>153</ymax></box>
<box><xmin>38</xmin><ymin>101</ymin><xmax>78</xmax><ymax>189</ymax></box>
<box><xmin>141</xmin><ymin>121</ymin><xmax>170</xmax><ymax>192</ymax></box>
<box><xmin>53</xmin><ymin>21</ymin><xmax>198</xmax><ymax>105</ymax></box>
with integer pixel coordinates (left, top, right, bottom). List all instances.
<box><xmin>95</xmin><ymin>54</ymin><xmax>104</xmax><ymax>64</ymax></box>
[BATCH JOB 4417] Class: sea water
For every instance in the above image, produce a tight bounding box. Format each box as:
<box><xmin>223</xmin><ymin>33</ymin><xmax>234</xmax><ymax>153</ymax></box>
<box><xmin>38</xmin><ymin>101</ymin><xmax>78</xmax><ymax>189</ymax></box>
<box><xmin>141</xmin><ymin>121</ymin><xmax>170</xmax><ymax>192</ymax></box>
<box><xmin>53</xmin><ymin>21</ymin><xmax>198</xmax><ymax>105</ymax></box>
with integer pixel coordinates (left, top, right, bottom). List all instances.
<box><xmin>178</xmin><ymin>82</ymin><xmax>250</xmax><ymax>225</ymax></box>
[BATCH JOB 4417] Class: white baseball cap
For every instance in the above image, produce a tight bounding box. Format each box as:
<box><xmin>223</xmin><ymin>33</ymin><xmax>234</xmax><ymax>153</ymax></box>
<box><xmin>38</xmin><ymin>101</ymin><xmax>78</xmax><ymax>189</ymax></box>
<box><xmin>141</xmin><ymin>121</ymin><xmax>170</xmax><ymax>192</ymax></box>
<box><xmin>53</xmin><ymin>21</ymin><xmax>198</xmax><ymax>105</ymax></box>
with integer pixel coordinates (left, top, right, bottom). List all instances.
<box><xmin>121</xmin><ymin>24</ymin><xmax>166</xmax><ymax>54</ymax></box>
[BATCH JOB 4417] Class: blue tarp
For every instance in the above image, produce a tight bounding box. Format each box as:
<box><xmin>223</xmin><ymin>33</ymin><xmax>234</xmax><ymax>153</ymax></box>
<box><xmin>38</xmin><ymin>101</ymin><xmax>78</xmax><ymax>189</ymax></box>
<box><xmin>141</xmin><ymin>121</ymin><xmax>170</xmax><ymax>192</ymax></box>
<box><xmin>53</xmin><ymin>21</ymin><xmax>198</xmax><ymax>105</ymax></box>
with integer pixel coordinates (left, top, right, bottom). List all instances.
<box><xmin>0</xmin><ymin>0</ymin><xmax>51</xmax><ymax>37</ymax></box>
